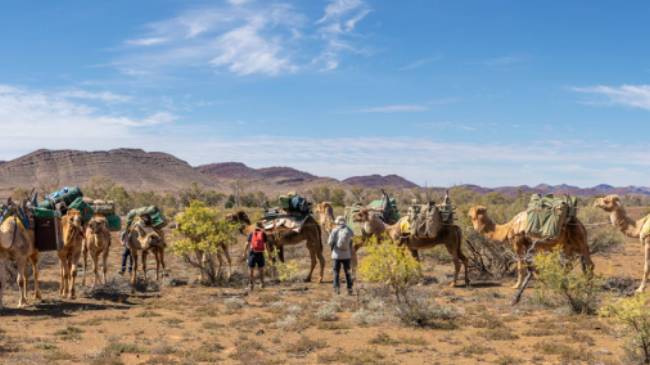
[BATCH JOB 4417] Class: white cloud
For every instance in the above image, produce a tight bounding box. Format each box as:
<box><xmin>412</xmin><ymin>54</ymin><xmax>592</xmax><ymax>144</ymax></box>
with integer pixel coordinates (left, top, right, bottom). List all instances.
<box><xmin>399</xmin><ymin>55</ymin><xmax>442</xmax><ymax>71</ymax></box>
<box><xmin>0</xmin><ymin>84</ymin><xmax>174</xmax><ymax>142</ymax></box>
<box><xmin>573</xmin><ymin>84</ymin><xmax>650</xmax><ymax>111</ymax></box>
<box><xmin>117</xmin><ymin>1</ymin><xmax>370</xmax><ymax>76</ymax></box>
<box><xmin>57</xmin><ymin>89</ymin><xmax>131</xmax><ymax>103</ymax></box>
<box><xmin>357</xmin><ymin>104</ymin><xmax>429</xmax><ymax>113</ymax></box>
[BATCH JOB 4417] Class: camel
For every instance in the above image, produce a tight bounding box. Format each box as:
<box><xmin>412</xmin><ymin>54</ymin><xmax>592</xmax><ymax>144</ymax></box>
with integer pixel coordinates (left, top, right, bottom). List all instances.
<box><xmin>315</xmin><ymin>202</ymin><xmax>336</xmax><ymax>240</ymax></box>
<box><xmin>59</xmin><ymin>209</ymin><xmax>85</xmax><ymax>299</ymax></box>
<box><xmin>125</xmin><ymin>216</ymin><xmax>166</xmax><ymax>291</ymax></box>
<box><xmin>594</xmin><ymin>195</ymin><xmax>650</xmax><ymax>292</ymax></box>
<box><xmin>0</xmin><ymin>216</ymin><xmax>37</xmax><ymax>308</ymax></box>
<box><xmin>468</xmin><ymin>205</ymin><xmax>594</xmax><ymax>289</ymax></box>
<box><xmin>353</xmin><ymin>208</ymin><xmax>469</xmax><ymax>287</ymax></box>
<box><xmin>82</xmin><ymin>214</ymin><xmax>112</xmax><ymax>288</ymax></box>
<box><xmin>228</xmin><ymin>211</ymin><xmax>325</xmax><ymax>283</ymax></box>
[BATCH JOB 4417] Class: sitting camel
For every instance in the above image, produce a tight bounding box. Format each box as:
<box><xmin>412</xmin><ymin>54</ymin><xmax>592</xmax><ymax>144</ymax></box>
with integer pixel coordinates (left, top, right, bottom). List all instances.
<box><xmin>353</xmin><ymin>208</ymin><xmax>470</xmax><ymax>287</ymax></box>
<box><xmin>125</xmin><ymin>216</ymin><xmax>166</xmax><ymax>291</ymax></box>
<box><xmin>82</xmin><ymin>214</ymin><xmax>112</xmax><ymax>288</ymax></box>
<box><xmin>315</xmin><ymin>202</ymin><xmax>336</xmax><ymax>240</ymax></box>
<box><xmin>59</xmin><ymin>209</ymin><xmax>85</xmax><ymax>299</ymax></box>
<box><xmin>468</xmin><ymin>206</ymin><xmax>594</xmax><ymax>289</ymax></box>
<box><xmin>0</xmin><ymin>216</ymin><xmax>37</xmax><ymax>308</ymax></box>
<box><xmin>594</xmin><ymin>195</ymin><xmax>650</xmax><ymax>292</ymax></box>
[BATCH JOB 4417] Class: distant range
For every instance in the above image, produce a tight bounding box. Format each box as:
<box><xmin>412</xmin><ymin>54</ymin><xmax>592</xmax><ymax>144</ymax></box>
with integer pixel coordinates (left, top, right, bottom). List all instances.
<box><xmin>0</xmin><ymin>148</ymin><xmax>646</xmax><ymax>196</ymax></box>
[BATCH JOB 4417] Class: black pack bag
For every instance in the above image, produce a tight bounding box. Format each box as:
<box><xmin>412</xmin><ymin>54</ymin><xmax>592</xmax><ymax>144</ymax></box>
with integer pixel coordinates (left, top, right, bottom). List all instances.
<box><xmin>34</xmin><ymin>216</ymin><xmax>62</xmax><ymax>252</ymax></box>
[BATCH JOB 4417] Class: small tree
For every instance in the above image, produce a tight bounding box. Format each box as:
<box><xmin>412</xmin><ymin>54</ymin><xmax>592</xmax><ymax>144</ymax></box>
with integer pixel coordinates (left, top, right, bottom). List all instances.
<box><xmin>534</xmin><ymin>249</ymin><xmax>601</xmax><ymax>314</ymax></box>
<box><xmin>358</xmin><ymin>238</ymin><xmax>422</xmax><ymax>303</ymax></box>
<box><xmin>172</xmin><ymin>201</ymin><xmax>239</xmax><ymax>284</ymax></box>
<box><xmin>601</xmin><ymin>293</ymin><xmax>650</xmax><ymax>364</ymax></box>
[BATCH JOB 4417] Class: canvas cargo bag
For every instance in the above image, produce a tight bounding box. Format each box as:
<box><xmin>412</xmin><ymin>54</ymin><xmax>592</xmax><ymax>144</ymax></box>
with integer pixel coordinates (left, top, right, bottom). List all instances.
<box><xmin>91</xmin><ymin>200</ymin><xmax>116</xmax><ymax>216</ymax></box>
<box><xmin>38</xmin><ymin>186</ymin><xmax>84</xmax><ymax>210</ymax></box>
<box><xmin>34</xmin><ymin>216</ymin><xmax>63</xmax><ymax>252</ymax></box>
<box><xmin>106</xmin><ymin>214</ymin><xmax>122</xmax><ymax>231</ymax></box>
<box><xmin>126</xmin><ymin>206</ymin><xmax>166</xmax><ymax>229</ymax></box>
<box><xmin>525</xmin><ymin>194</ymin><xmax>577</xmax><ymax>240</ymax></box>
<box><xmin>68</xmin><ymin>197</ymin><xmax>94</xmax><ymax>224</ymax></box>
<box><xmin>409</xmin><ymin>203</ymin><xmax>443</xmax><ymax>239</ymax></box>
<box><xmin>368</xmin><ymin>197</ymin><xmax>400</xmax><ymax>225</ymax></box>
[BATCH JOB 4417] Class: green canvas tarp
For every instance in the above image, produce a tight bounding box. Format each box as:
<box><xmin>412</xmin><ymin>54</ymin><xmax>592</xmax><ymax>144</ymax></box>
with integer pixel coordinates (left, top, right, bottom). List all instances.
<box><xmin>368</xmin><ymin>196</ymin><xmax>400</xmax><ymax>225</ymax></box>
<box><xmin>106</xmin><ymin>214</ymin><xmax>121</xmax><ymax>231</ymax></box>
<box><xmin>68</xmin><ymin>197</ymin><xmax>94</xmax><ymax>224</ymax></box>
<box><xmin>126</xmin><ymin>206</ymin><xmax>166</xmax><ymax>229</ymax></box>
<box><xmin>32</xmin><ymin>207</ymin><xmax>60</xmax><ymax>219</ymax></box>
<box><xmin>38</xmin><ymin>186</ymin><xmax>83</xmax><ymax>210</ymax></box>
<box><xmin>525</xmin><ymin>194</ymin><xmax>578</xmax><ymax>240</ymax></box>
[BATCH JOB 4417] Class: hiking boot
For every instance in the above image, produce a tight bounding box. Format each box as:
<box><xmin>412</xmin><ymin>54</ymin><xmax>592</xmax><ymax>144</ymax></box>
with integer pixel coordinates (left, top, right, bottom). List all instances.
<box><xmin>118</xmin><ymin>270</ymin><xmax>125</xmax><ymax>276</ymax></box>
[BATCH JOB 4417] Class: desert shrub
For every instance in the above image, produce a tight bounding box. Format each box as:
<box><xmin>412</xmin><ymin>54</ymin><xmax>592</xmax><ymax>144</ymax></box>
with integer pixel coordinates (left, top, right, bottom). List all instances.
<box><xmin>394</xmin><ymin>294</ymin><xmax>458</xmax><ymax>329</ymax></box>
<box><xmin>601</xmin><ymin>293</ymin><xmax>650</xmax><ymax>364</ymax></box>
<box><xmin>534</xmin><ymin>249</ymin><xmax>601</xmax><ymax>314</ymax></box>
<box><xmin>172</xmin><ymin>201</ymin><xmax>239</xmax><ymax>285</ymax></box>
<box><xmin>588</xmin><ymin>227</ymin><xmax>624</xmax><ymax>255</ymax></box>
<box><xmin>265</xmin><ymin>254</ymin><xmax>301</xmax><ymax>283</ymax></box>
<box><xmin>224</xmin><ymin>297</ymin><xmax>246</xmax><ymax>313</ymax></box>
<box><xmin>351</xmin><ymin>308</ymin><xmax>384</xmax><ymax>326</ymax></box>
<box><xmin>464</xmin><ymin>230</ymin><xmax>517</xmax><ymax>279</ymax></box>
<box><xmin>316</xmin><ymin>300</ymin><xmax>341</xmax><ymax>322</ymax></box>
<box><xmin>358</xmin><ymin>239</ymin><xmax>422</xmax><ymax>303</ymax></box>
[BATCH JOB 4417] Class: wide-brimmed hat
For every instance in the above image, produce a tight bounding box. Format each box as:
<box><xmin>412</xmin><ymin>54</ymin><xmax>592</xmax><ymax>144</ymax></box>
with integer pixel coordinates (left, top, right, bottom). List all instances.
<box><xmin>335</xmin><ymin>216</ymin><xmax>346</xmax><ymax>225</ymax></box>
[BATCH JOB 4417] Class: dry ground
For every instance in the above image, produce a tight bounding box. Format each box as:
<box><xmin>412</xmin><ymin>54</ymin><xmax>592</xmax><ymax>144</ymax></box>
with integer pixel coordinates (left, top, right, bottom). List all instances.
<box><xmin>0</xmin><ymin>226</ymin><xmax>640</xmax><ymax>365</ymax></box>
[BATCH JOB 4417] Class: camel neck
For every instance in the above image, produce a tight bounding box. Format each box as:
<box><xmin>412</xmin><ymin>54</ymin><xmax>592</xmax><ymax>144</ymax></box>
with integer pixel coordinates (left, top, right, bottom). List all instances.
<box><xmin>611</xmin><ymin>207</ymin><xmax>638</xmax><ymax>238</ymax></box>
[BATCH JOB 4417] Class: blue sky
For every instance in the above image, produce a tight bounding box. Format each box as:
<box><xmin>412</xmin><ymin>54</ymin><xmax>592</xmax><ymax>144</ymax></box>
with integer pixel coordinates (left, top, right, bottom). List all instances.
<box><xmin>1</xmin><ymin>0</ymin><xmax>650</xmax><ymax>187</ymax></box>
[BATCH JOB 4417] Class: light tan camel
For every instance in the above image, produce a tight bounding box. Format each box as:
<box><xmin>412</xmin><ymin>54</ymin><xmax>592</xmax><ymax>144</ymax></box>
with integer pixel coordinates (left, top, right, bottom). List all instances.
<box><xmin>0</xmin><ymin>216</ymin><xmax>37</xmax><ymax>308</ymax></box>
<box><xmin>59</xmin><ymin>209</ymin><xmax>84</xmax><ymax>299</ymax></box>
<box><xmin>315</xmin><ymin>202</ymin><xmax>336</xmax><ymax>239</ymax></box>
<box><xmin>594</xmin><ymin>195</ymin><xmax>650</xmax><ymax>292</ymax></box>
<box><xmin>82</xmin><ymin>214</ymin><xmax>112</xmax><ymax>288</ymax></box>
<box><xmin>468</xmin><ymin>205</ymin><xmax>594</xmax><ymax>289</ymax></box>
<box><xmin>126</xmin><ymin>216</ymin><xmax>166</xmax><ymax>291</ymax></box>
<box><xmin>228</xmin><ymin>211</ymin><xmax>325</xmax><ymax>283</ymax></box>
<box><xmin>353</xmin><ymin>208</ymin><xmax>469</xmax><ymax>287</ymax></box>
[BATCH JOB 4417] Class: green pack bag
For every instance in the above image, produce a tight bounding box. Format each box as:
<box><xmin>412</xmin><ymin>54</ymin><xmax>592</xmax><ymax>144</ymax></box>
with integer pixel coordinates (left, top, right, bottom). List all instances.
<box><xmin>126</xmin><ymin>206</ymin><xmax>166</xmax><ymax>229</ymax></box>
<box><xmin>38</xmin><ymin>186</ymin><xmax>84</xmax><ymax>209</ymax></box>
<box><xmin>106</xmin><ymin>214</ymin><xmax>122</xmax><ymax>231</ymax></box>
<box><xmin>32</xmin><ymin>207</ymin><xmax>60</xmax><ymax>219</ymax></box>
<box><xmin>68</xmin><ymin>197</ymin><xmax>94</xmax><ymax>224</ymax></box>
<box><xmin>525</xmin><ymin>194</ymin><xmax>577</xmax><ymax>239</ymax></box>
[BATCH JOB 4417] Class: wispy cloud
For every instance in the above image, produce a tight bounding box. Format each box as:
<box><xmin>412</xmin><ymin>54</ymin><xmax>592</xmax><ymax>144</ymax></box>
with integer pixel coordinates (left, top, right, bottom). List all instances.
<box><xmin>57</xmin><ymin>89</ymin><xmax>132</xmax><ymax>103</ymax></box>
<box><xmin>399</xmin><ymin>55</ymin><xmax>442</xmax><ymax>71</ymax></box>
<box><xmin>116</xmin><ymin>0</ymin><xmax>371</xmax><ymax>77</ymax></box>
<box><xmin>357</xmin><ymin>104</ymin><xmax>429</xmax><ymax>113</ymax></box>
<box><xmin>573</xmin><ymin>84</ymin><xmax>650</xmax><ymax>111</ymax></box>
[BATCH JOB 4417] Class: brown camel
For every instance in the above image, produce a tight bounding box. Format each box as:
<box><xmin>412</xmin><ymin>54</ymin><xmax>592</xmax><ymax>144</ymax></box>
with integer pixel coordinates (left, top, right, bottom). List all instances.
<box><xmin>228</xmin><ymin>211</ymin><xmax>325</xmax><ymax>283</ymax></box>
<box><xmin>82</xmin><ymin>214</ymin><xmax>112</xmax><ymax>288</ymax></box>
<box><xmin>594</xmin><ymin>195</ymin><xmax>650</xmax><ymax>292</ymax></box>
<box><xmin>468</xmin><ymin>205</ymin><xmax>594</xmax><ymax>289</ymax></box>
<box><xmin>59</xmin><ymin>209</ymin><xmax>85</xmax><ymax>299</ymax></box>
<box><xmin>126</xmin><ymin>216</ymin><xmax>166</xmax><ymax>291</ymax></box>
<box><xmin>353</xmin><ymin>208</ymin><xmax>469</xmax><ymax>287</ymax></box>
<box><xmin>0</xmin><ymin>216</ymin><xmax>37</xmax><ymax>308</ymax></box>
<box><xmin>315</xmin><ymin>202</ymin><xmax>336</xmax><ymax>239</ymax></box>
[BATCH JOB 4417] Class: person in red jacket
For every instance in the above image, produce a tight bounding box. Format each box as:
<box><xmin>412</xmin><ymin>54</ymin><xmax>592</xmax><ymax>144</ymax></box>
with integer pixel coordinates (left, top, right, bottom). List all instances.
<box><xmin>246</xmin><ymin>223</ymin><xmax>267</xmax><ymax>290</ymax></box>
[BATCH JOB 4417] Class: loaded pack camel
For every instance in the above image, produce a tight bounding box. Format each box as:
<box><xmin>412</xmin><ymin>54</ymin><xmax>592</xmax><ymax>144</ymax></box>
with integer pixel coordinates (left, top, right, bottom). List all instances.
<box><xmin>125</xmin><ymin>216</ymin><xmax>166</xmax><ymax>291</ymax></box>
<box><xmin>59</xmin><ymin>209</ymin><xmax>85</xmax><ymax>299</ymax></box>
<box><xmin>0</xmin><ymin>215</ymin><xmax>38</xmax><ymax>308</ymax></box>
<box><xmin>468</xmin><ymin>206</ymin><xmax>594</xmax><ymax>289</ymax></box>
<box><xmin>315</xmin><ymin>202</ymin><xmax>336</xmax><ymax>240</ymax></box>
<box><xmin>82</xmin><ymin>214</ymin><xmax>112</xmax><ymax>288</ymax></box>
<box><xmin>228</xmin><ymin>211</ymin><xmax>325</xmax><ymax>283</ymax></box>
<box><xmin>594</xmin><ymin>195</ymin><xmax>650</xmax><ymax>292</ymax></box>
<box><xmin>353</xmin><ymin>208</ymin><xmax>470</xmax><ymax>287</ymax></box>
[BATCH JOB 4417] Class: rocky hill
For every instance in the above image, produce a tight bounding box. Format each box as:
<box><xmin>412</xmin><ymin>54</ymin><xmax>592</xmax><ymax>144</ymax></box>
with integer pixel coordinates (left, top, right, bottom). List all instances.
<box><xmin>0</xmin><ymin>149</ymin><xmax>218</xmax><ymax>193</ymax></box>
<box><xmin>343</xmin><ymin>174</ymin><xmax>419</xmax><ymax>189</ymax></box>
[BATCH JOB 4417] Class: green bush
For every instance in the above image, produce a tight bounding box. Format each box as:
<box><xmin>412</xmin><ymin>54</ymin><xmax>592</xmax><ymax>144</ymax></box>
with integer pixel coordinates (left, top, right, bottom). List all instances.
<box><xmin>601</xmin><ymin>293</ymin><xmax>650</xmax><ymax>364</ymax></box>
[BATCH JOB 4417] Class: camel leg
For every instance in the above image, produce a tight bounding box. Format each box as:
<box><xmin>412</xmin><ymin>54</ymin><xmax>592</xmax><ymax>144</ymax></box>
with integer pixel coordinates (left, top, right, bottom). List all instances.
<box><xmin>317</xmin><ymin>249</ymin><xmax>325</xmax><ymax>284</ymax></box>
<box><xmin>82</xmin><ymin>244</ymin><xmax>88</xmax><ymax>287</ymax></box>
<box><xmin>216</xmin><ymin>252</ymin><xmax>224</xmax><ymax>280</ymax></box>
<box><xmin>130</xmin><ymin>252</ymin><xmax>138</xmax><ymax>293</ymax></box>
<box><xmin>59</xmin><ymin>258</ymin><xmax>67</xmax><ymax>297</ymax></box>
<box><xmin>29</xmin><ymin>252</ymin><xmax>42</xmax><ymax>300</ymax></box>
<box><xmin>512</xmin><ymin>256</ymin><xmax>526</xmax><ymax>290</ymax></box>
<box><xmin>142</xmin><ymin>250</ymin><xmax>149</xmax><ymax>284</ymax></box>
<box><xmin>304</xmin><ymin>248</ymin><xmax>317</xmax><ymax>283</ymax></box>
<box><xmin>0</xmin><ymin>259</ymin><xmax>4</xmax><ymax>309</ymax></box>
<box><xmin>69</xmin><ymin>258</ymin><xmax>78</xmax><ymax>299</ymax></box>
<box><xmin>16</xmin><ymin>258</ymin><xmax>28</xmax><ymax>308</ymax></box>
<box><xmin>92</xmin><ymin>253</ymin><xmax>100</xmax><ymax>289</ymax></box>
<box><xmin>637</xmin><ymin>240</ymin><xmax>650</xmax><ymax>293</ymax></box>
<box><xmin>444</xmin><ymin>243</ymin><xmax>462</xmax><ymax>287</ymax></box>
<box><xmin>159</xmin><ymin>249</ymin><xmax>167</xmax><ymax>278</ymax></box>
<box><xmin>155</xmin><ymin>249</ymin><xmax>162</xmax><ymax>281</ymax></box>
<box><xmin>102</xmin><ymin>248</ymin><xmax>109</xmax><ymax>285</ymax></box>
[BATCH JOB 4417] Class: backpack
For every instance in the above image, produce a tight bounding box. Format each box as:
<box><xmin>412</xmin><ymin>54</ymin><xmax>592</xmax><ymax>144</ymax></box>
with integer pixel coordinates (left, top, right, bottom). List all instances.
<box><xmin>336</xmin><ymin>227</ymin><xmax>353</xmax><ymax>251</ymax></box>
<box><xmin>251</xmin><ymin>230</ymin><xmax>266</xmax><ymax>252</ymax></box>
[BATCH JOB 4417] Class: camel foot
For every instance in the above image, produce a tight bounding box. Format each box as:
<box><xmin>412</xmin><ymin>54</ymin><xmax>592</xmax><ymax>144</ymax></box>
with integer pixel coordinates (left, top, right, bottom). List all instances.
<box><xmin>303</xmin><ymin>277</ymin><xmax>312</xmax><ymax>283</ymax></box>
<box><xmin>636</xmin><ymin>286</ymin><xmax>646</xmax><ymax>294</ymax></box>
<box><xmin>33</xmin><ymin>291</ymin><xmax>42</xmax><ymax>300</ymax></box>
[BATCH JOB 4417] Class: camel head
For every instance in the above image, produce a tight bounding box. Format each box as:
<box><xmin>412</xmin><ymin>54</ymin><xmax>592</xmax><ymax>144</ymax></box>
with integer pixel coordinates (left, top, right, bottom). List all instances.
<box><xmin>468</xmin><ymin>205</ymin><xmax>493</xmax><ymax>233</ymax></box>
<box><xmin>315</xmin><ymin>202</ymin><xmax>334</xmax><ymax>218</ymax></box>
<box><xmin>87</xmin><ymin>215</ymin><xmax>108</xmax><ymax>234</ymax></box>
<box><xmin>63</xmin><ymin>209</ymin><xmax>84</xmax><ymax>238</ymax></box>
<box><xmin>352</xmin><ymin>208</ymin><xmax>371</xmax><ymax>223</ymax></box>
<box><xmin>593</xmin><ymin>195</ymin><xmax>621</xmax><ymax>212</ymax></box>
<box><xmin>130</xmin><ymin>217</ymin><xmax>163</xmax><ymax>250</ymax></box>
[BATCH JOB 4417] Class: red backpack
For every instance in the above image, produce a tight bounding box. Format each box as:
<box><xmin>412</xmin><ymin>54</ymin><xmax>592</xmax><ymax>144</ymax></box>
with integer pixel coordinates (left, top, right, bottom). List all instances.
<box><xmin>251</xmin><ymin>230</ymin><xmax>266</xmax><ymax>252</ymax></box>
